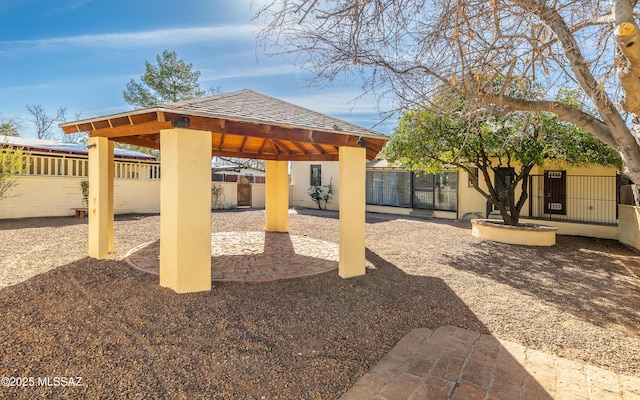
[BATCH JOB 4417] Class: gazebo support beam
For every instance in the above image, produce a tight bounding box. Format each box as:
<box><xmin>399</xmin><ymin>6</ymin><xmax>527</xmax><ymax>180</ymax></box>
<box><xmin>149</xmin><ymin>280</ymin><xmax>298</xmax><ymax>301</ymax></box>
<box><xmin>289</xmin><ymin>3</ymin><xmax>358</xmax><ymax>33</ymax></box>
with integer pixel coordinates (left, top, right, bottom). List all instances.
<box><xmin>87</xmin><ymin>136</ymin><xmax>114</xmax><ymax>259</ymax></box>
<box><xmin>159</xmin><ymin>128</ymin><xmax>213</xmax><ymax>293</ymax></box>
<box><xmin>338</xmin><ymin>146</ymin><xmax>366</xmax><ymax>278</ymax></box>
<box><xmin>265</xmin><ymin>160</ymin><xmax>289</xmax><ymax>232</ymax></box>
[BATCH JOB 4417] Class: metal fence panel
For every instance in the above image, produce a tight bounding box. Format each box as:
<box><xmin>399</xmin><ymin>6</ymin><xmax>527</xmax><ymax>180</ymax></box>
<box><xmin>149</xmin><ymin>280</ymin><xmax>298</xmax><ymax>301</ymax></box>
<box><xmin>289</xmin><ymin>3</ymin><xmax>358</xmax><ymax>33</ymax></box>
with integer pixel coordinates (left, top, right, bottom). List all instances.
<box><xmin>528</xmin><ymin>175</ymin><xmax>618</xmax><ymax>225</ymax></box>
<box><xmin>366</xmin><ymin>170</ymin><xmax>457</xmax><ymax>211</ymax></box>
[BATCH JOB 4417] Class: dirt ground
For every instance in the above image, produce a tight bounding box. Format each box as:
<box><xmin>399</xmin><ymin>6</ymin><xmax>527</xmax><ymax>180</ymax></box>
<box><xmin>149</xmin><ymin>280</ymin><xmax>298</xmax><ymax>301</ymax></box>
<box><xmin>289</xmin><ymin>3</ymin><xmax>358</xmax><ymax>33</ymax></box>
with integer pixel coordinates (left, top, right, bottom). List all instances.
<box><xmin>0</xmin><ymin>209</ymin><xmax>638</xmax><ymax>399</ymax></box>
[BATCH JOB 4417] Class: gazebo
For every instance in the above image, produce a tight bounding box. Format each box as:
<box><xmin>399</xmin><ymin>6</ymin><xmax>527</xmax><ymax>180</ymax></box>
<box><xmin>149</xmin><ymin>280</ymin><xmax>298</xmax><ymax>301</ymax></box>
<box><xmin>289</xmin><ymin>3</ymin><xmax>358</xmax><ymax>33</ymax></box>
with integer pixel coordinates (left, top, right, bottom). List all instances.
<box><xmin>60</xmin><ymin>89</ymin><xmax>388</xmax><ymax>293</ymax></box>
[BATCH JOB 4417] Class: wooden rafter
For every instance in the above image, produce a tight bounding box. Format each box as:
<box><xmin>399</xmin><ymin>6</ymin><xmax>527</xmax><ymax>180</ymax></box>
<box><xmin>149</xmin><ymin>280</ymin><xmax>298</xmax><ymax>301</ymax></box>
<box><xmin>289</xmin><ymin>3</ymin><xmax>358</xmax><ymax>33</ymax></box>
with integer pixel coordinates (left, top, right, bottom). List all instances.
<box><xmin>257</xmin><ymin>138</ymin><xmax>269</xmax><ymax>155</ymax></box>
<box><xmin>186</xmin><ymin>116</ymin><xmax>357</xmax><ymax>148</ymax></box>
<box><xmin>210</xmin><ymin>149</ymin><xmax>339</xmax><ymax>161</ymax></box>
<box><xmin>269</xmin><ymin>140</ymin><xmax>279</xmax><ymax>155</ymax></box>
<box><xmin>289</xmin><ymin>140</ymin><xmax>309</xmax><ymax>154</ymax></box>
<box><xmin>312</xmin><ymin>143</ymin><xmax>327</xmax><ymax>154</ymax></box>
<box><xmin>91</xmin><ymin>121</ymin><xmax>172</xmax><ymax>138</ymax></box>
<box><xmin>239</xmin><ymin>136</ymin><xmax>248</xmax><ymax>152</ymax></box>
<box><xmin>271</xmin><ymin>140</ymin><xmax>291</xmax><ymax>155</ymax></box>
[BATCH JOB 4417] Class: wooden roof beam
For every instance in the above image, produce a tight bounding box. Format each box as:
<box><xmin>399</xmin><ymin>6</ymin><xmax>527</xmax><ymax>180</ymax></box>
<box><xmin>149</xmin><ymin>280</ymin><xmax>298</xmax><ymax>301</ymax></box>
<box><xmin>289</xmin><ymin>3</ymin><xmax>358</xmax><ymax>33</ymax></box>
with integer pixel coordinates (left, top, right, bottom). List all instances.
<box><xmin>91</xmin><ymin>120</ymin><xmax>173</xmax><ymax>138</ymax></box>
<box><xmin>210</xmin><ymin>149</ymin><xmax>339</xmax><ymax>162</ymax></box>
<box><xmin>61</xmin><ymin>124</ymin><xmax>80</xmax><ymax>134</ymax></box>
<box><xmin>112</xmin><ymin>135</ymin><xmax>161</xmax><ymax>150</ymax></box>
<box><xmin>187</xmin><ymin>116</ymin><xmax>359</xmax><ymax>148</ymax></box>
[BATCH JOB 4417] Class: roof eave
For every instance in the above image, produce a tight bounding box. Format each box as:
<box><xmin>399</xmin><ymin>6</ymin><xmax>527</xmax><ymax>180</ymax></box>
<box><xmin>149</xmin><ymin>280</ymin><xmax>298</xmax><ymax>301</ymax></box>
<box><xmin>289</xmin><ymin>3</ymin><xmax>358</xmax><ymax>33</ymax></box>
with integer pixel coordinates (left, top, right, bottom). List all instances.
<box><xmin>60</xmin><ymin>107</ymin><xmax>388</xmax><ymax>141</ymax></box>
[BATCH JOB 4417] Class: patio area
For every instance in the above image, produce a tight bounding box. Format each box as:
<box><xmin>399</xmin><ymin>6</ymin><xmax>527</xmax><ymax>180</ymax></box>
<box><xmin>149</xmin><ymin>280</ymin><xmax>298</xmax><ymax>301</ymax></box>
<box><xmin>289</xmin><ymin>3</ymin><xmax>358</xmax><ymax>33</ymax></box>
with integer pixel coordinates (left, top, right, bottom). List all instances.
<box><xmin>0</xmin><ymin>209</ymin><xmax>639</xmax><ymax>398</ymax></box>
<box><xmin>125</xmin><ymin>230</ymin><xmax>361</xmax><ymax>282</ymax></box>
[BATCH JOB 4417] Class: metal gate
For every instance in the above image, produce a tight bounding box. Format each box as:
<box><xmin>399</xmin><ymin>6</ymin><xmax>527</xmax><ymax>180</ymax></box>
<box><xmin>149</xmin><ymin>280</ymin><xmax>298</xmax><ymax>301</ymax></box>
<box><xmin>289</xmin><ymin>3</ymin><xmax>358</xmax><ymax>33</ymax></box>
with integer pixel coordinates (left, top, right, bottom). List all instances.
<box><xmin>543</xmin><ymin>170</ymin><xmax>567</xmax><ymax>215</ymax></box>
<box><xmin>412</xmin><ymin>173</ymin><xmax>435</xmax><ymax>209</ymax></box>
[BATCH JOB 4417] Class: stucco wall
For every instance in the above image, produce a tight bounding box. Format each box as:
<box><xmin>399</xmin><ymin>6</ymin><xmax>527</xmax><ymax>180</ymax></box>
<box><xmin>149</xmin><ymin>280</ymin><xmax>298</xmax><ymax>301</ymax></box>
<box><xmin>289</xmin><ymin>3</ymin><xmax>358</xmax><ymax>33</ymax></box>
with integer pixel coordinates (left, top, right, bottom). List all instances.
<box><xmin>210</xmin><ymin>182</ymin><xmax>266</xmax><ymax>209</ymax></box>
<box><xmin>0</xmin><ymin>175</ymin><xmax>160</xmax><ymax>218</ymax></box>
<box><xmin>290</xmin><ymin>161</ymin><xmax>340</xmax><ymax>211</ymax></box>
<box><xmin>251</xmin><ymin>183</ymin><xmax>266</xmax><ymax>208</ymax></box>
<box><xmin>457</xmin><ymin>164</ymin><xmax>619</xmax><ymax>224</ymax></box>
<box><xmin>288</xmin><ymin>160</ymin><xmax>623</xmax><ymax>239</ymax></box>
<box><xmin>618</xmin><ymin>205</ymin><xmax>640</xmax><ymax>251</ymax></box>
<box><xmin>114</xmin><ymin>179</ymin><xmax>160</xmax><ymax>214</ymax></box>
<box><xmin>211</xmin><ymin>182</ymin><xmax>238</xmax><ymax>210</ymax></box>
<box><xmin>518</xmin><ymin>218</ymin><xmax>618</xmax><ymax>240</ymax></box>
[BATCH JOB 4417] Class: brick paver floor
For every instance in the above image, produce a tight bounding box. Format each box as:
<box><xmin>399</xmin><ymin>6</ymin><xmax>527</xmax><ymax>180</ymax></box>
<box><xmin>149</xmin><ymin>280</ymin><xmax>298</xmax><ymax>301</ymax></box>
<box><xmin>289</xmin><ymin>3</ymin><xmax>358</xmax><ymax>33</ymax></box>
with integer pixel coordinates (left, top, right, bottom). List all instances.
<box><xmin>340</xmin><ymin>326</ymin><xmax>640</xmax><ymax>400</ymax></box>
<box><xmin>125</xmin><ymin>231</ymin><xmax>346</xmax><ymax>282</ymax></box>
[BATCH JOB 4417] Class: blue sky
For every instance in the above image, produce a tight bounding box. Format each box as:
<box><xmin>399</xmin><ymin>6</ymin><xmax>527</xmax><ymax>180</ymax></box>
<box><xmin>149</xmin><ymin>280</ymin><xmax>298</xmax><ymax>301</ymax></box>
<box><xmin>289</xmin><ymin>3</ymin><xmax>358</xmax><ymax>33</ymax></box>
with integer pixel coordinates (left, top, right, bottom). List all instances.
<box><xmin>0</xmin><ymin>0</ymin><xmax>394</xmax><ymax>139</ymax></box>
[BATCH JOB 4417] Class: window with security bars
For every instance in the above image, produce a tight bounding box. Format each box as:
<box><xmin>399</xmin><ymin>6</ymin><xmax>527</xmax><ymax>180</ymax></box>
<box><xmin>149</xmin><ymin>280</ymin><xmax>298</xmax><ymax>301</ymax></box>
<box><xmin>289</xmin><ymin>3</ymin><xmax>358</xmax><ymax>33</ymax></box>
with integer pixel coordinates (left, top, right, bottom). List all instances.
<box><xmin>310</xmin><ymin>164</ymin><xmax>322</xmax><ymax>186</ymax></box>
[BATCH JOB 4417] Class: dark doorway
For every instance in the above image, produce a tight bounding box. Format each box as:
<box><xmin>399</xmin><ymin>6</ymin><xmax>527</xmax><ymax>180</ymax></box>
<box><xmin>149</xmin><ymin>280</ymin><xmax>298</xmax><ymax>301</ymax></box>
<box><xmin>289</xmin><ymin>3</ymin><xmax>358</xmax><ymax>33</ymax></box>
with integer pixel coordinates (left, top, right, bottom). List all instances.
<box><xmin>544</xmin><ymin>170</ymin><xmax>567</xmax><ymax>215</ymax></box>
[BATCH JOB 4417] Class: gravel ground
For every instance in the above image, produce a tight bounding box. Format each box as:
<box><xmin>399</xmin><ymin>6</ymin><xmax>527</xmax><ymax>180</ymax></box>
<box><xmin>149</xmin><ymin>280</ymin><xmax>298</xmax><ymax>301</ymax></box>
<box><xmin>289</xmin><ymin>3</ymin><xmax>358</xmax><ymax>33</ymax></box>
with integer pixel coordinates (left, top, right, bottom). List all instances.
<box><xmin>0</xmin><ymin>209</ymin><xmax>639</xmax><ymax>399</ymax></box>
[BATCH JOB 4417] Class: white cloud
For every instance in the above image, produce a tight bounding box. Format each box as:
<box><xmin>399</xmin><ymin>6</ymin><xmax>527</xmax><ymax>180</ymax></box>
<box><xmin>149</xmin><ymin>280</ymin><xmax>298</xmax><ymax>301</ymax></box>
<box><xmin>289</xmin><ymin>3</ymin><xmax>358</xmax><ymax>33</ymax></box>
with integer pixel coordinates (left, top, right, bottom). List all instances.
<box><xmin>201</xmin><ymin>64</ymin><xmax>300</xmax><ymax>81</ymax></box>
<box><xmin>280</xmin><ymin>89</ymin><xmax>395</xmax><ymax>132</ymax></box>
<box><xmin>0</xmin><ymin>25</ymin><xmax>256</xmax><ymax>56</ymax></box>
<box><xmin>282</xmin><ymin>90</ymin><xmax>383</xmax><ymax>116</ymax></box>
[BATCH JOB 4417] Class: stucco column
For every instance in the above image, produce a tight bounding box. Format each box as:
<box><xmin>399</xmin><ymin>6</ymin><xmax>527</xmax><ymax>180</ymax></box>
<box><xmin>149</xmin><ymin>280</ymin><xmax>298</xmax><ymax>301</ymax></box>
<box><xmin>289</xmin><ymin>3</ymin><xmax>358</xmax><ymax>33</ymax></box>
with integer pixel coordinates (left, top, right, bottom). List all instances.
<box><xmin>88</xmin><ymin>136</ymin><xmax>113</xmax><ymax>259</ymax></box>
<box><xmin>107</xmin><ymin>140</ymin><xmax>115</xmax><ymax>253</ymax></box>
<box><xmin>159</xmin><ymin>128</ymin><xmax>213</xmax><ymax>293</ymax></box>
<box><xmin>265</xmin><ymin>160</ymin><xmax>289</xmax><ymax>232</ymax></box>
<box><xmin>339</xmin><ymin>146</ymin><xmax>366</xmax><ymax>278</ymax></box>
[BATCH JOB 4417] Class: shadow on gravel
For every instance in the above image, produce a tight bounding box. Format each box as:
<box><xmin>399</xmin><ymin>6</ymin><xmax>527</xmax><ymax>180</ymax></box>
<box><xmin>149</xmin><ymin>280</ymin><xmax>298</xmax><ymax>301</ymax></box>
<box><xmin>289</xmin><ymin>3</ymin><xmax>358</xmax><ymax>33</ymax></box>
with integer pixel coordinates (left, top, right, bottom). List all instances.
<box><xmin>0</xmin><ymin>249</ymin><xmax>551</xmax><ymax>399</ymax></box>
<box><xmin>292</xmin><ymin>207</ymin><xmax>473</xmax><ymax>226</ymax></box>
<box><xmin>0</xmin><ymin>216</ymin><xmax>88</xmax><ymax>231</ymax></box>
<box><xmin>446</xmin><ymin>235</ymin><xmax>640</xmax><ymax>337</ymax></box>
<box><xmin>0</xmin><ymin>214</ymin><xmax>158</xmax><ymax>231</ymax></box>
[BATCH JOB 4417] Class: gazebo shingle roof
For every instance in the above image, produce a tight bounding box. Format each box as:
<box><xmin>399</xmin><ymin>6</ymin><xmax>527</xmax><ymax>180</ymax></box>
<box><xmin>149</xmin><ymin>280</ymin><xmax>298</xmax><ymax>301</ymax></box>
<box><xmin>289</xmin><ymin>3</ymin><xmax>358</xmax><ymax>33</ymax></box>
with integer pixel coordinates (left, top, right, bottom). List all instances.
<box><xmin>60</xmin><ymin>89</ymin><xmax>388</xmax><ymax>161</ymax></box>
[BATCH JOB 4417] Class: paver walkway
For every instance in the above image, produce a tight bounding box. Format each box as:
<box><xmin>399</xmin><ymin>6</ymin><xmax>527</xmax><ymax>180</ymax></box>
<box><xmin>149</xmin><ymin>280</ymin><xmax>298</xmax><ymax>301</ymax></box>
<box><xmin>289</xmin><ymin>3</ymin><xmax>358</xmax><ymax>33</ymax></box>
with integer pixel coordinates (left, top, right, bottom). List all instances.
<box><xmin>125</xmin><ymin>231</ymin><xmax>345</xmax><ymax>282</ymax></box>
<box><xmin>341</xmin><ymin>326</ymin><xmax>640</xmax><ymax>400</ymax></box>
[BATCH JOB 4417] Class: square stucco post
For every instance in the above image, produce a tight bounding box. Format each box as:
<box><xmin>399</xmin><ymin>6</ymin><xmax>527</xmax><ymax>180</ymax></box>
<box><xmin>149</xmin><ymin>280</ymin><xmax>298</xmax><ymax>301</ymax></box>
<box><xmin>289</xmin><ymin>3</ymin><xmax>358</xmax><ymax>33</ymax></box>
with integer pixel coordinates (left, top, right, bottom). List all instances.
<box><xmin>88</xmin><ymin>136</ymin><xmax>114</xmax><ymax>259</ymax></box>
<box><xmin>159</xmin><ymin>128</ymin><xmax>213</xmax><ymax>293</ymax></box>
<box><xmin>339</xmin><ymin>146</ymin><xmax>366</xmax><ymax>278</ymax></box>
<box><xmin>107</xmin><ymin>140</ymin><xmax>115</xmax><ymax>253</ymax></box>
<box><xmin>265</xmin><ymin>160</ymin><xmax>289</xmax><ymax>232</ymax></box>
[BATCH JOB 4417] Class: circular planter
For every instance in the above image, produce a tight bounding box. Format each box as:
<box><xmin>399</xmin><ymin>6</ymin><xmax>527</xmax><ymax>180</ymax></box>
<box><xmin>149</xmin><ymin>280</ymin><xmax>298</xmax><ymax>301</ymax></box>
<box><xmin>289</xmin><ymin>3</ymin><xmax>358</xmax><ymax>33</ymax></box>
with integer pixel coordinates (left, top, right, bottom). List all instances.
<box><xmin>471</xmin><ymin>219</ymin><xmax>557</xmax><ymax>246</ymax></box>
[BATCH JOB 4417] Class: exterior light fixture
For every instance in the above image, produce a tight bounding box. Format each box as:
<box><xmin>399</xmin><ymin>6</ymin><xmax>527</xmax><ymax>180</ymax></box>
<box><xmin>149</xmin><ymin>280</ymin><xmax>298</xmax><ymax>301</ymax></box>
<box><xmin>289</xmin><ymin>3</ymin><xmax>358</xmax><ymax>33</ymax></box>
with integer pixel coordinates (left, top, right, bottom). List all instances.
<box><xmin>172</xmin><ymin>116</ymin><xmax>191</xmax><ymax>128</ymax></box>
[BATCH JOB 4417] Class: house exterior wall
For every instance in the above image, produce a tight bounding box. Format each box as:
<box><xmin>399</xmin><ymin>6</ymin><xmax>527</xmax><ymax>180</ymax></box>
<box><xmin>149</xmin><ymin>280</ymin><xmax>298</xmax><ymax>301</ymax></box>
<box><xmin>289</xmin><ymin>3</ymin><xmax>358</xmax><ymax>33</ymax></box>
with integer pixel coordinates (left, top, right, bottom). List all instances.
<box><xmin>457</xmin><ymin>163</ymin><xmax>619</xmax><ymax>220</ymax></box>
<box><xmin>290</xmin><ymin>160</ymin><xmax>623</xmax><ymax>239</ymax></box>
<box><xmin>457</xmin><ymin>163</ymin><xmax>620</xmax><ymax>239</ymax></box>
<box><xmin>290</xmin><ymin>161</ymin><xmax>340</xmax><ymax>211</ymax></box>
<box><xmin>458</xmin><ymin>169</ymin><xmax>489</xmax><ymax>219</ymax></box>
<box><xmin>618</xmin><ymin>205</ymin><xmax>640</xmax><ymax>250</ymax></box>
